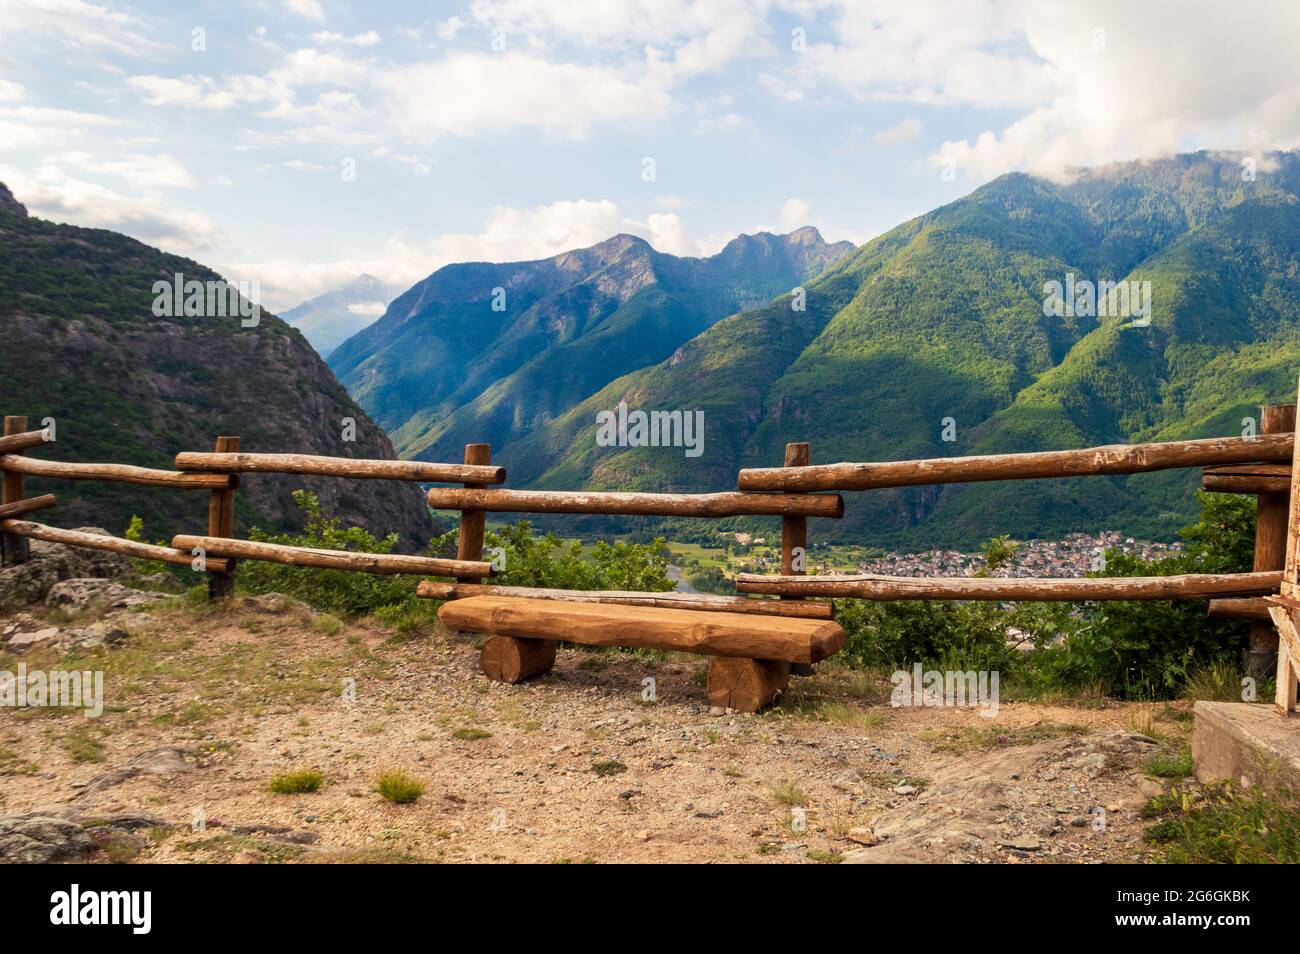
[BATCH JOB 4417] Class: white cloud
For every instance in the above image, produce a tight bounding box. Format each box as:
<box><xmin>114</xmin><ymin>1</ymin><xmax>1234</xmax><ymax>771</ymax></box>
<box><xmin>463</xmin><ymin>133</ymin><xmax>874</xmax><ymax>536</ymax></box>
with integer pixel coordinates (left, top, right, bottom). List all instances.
<box><xmin>931</xmin><ymin>2</ymin><xmax>1300</xmax><ymax>181</ymax></box>
<box><xmin>50</xmin><ymin>150</ymin><xmax>195</xmax><ymax>187</ymax></box>
<box><xmin>772</xmin><ymin>0</ymin><xmax>1061</xmax><ymax>109</ymax></box>
<box><xmin>311</xmin><ymin>30</ymin><xmax>380</xmax><ymax>46</ymax></box>
<box><xmin>0</xmin><ymin>102</ymin><xmax>120</xmax><ymax>152</ymax></box>
<box><xmin>778</xmin><ymin>197</ymin><xmax>811</xmax><ymax>230</ymax></box>
<box><xmin>0</xmin><ymin>80</ymin><xmax>25</xmax><ymax>103</ymax></box>
<box><xmin>129</xmin><ymin>48</ymin><xmax>372</xmax><ymax>112</ymax></box>
<box><xmin>347</xmin><ymin>301</ymin><xmax>387</xmax><ymax>316</ymax></box>
<box><xmin>375</xmin><ymin>54</ymin><xmax>671</xmax><ymax>142</ymax></box>
<box><xmin>873</xmin><ymin>116</ymin><xmax>922</xmax><ymax>145</ymax></box>
<box><xmin>435</xmin><ymin>17</ymin><xmax>463</xmax><ymax>41</ymax></box>
<box><xmin>284</xmin><ymin>0</ymin><xmax>325</xmax><ymax>23</ymax></box>
<box><xmin>0</xmin><ymin>161</ymin><xmax>219</xmax><ymax>252</ymax></box>
<box><xmin>0</xmin><ymin>0</ymin><xmax>172</xmax><ymax>58</ymax></box>
<box><xmin>755</xmin><ymin>0</ymin><xmax>1300</xmax><ymax>182</ymax></box>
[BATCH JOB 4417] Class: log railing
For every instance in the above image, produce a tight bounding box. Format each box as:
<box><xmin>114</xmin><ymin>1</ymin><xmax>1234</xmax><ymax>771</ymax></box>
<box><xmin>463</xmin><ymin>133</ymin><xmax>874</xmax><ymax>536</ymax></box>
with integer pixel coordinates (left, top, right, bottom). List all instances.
<box><xmin>0</xmin><ymin>416</ymin><xmax>504</xmax><ymax>592</ymax></box>
<box><xmin>4</xmin><ymin>393</ymin><xmax>1299</xmax><ymax>714</ymax></box>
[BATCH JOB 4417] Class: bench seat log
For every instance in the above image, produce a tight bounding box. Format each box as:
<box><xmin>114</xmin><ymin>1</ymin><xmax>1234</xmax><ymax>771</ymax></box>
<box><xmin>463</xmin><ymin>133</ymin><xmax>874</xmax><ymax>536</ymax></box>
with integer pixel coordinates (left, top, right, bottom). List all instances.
<box><xmin>438</xmin><ymin>595</ymin><xmax>844</xmax><ymax>664</ymax></box>
<box><xmin>416</xmin><ymin>580</ymin><xmax>834</xmax><ymax>619</ymax></box>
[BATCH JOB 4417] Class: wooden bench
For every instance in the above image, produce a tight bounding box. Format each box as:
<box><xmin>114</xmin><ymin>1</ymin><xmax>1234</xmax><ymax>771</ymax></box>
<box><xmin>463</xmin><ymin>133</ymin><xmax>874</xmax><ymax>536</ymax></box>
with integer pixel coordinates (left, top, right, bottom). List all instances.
<box><xmin>438</xmin><ymin>595</ymin><xmax>845</xmax><ymax>712</ymax></box>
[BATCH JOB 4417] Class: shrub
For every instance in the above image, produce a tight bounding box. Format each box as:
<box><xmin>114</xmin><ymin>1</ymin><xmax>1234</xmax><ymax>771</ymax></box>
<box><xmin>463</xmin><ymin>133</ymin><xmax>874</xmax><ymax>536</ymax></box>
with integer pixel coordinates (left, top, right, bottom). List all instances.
<box><xmin>237</xmin><ymin>490</ymin><xmax>420</xmax><ymax>617</ymax></box>
<box><xmin>430</xmin><ymin>520</ymin><xmax>673</xmax><ymax>591</ymax></box>
<box><xmin>1144</xmin><ymin>784</ymin><xmax>1299</xmax><ymax>863</ymax></box>
<box><xmin>1034</xmin><ymin>492</ymin><xmax>1254</xmax><ymax>699</ymax></box>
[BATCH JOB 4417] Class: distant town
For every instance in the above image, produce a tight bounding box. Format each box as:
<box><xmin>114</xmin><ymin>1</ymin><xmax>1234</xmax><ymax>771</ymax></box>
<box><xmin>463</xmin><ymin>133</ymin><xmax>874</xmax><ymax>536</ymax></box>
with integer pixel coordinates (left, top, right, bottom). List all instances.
<box><xmin>730</xmin><ymin>531</ymin><xmax>1184</xmax><ymax>579</ymax></box>
<box><xmin>849</xmin><ymin>532</ymin><xmax>1183</xmax><ymax>578</ymax></box>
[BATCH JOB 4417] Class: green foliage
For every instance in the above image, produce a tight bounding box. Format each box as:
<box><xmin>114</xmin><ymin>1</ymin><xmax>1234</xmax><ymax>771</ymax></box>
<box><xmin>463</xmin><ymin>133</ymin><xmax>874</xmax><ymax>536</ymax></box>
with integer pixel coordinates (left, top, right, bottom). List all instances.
<box><xmin>833</xmin><ymin>540</ymin><xmax>1076</xmax><ymax>673</ymax></box>
<box><xmin>436</xmin><ymin>520</ymin><xmax>674</xmax><ymax>592</ymax></box>
<box><xmin>123</xmin><ymin>514</ymin><xmax>172</xmax><ymax>577</ymax></box>
<box><xmin>830</xmin><ymin>492</ymin><xmax>1252</xmax><ymax>699</ymax></box>
<box><xmin>237</xmin><ymin>490</ymin><xmax>419</xmax><ymax>618</ymax></box>
<box><xmin>681</xmin><ymin>560</ymin><xmax>731</xmax><ymax>594</ymax></box>
<box><xmin>979</xmin><ymin>534</ymin><xmax>1018</xmax><ymax>573</ymax></box>
<box><xmin>1034</xmin><ymin>492</ymin><xmax>1253</xmax><ymax>699</ymax></box>
<box><xmin>1144</xmin><ymin>784</ymin><xmax>1300</xmax><ymax>863</ymax></box>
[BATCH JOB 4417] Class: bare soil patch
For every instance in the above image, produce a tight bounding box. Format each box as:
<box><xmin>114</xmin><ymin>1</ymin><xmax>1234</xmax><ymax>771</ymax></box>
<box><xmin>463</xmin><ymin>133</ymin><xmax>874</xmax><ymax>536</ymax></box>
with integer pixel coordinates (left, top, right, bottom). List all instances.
<box><xmin>0</xmin><ymin>596</ymin><xmax>1188</xmax><ymax>863</ymax></box>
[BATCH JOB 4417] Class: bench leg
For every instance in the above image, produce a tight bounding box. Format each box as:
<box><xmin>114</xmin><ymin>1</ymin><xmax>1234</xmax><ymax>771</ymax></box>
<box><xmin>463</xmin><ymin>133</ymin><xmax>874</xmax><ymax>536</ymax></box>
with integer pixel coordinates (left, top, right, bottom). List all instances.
<box><xmin>481</xmin><ymin>635</ymin><xmax>555</xmax><ymax>684</ymax></box>
<box><xmin>707</xmin><ymin>657</ymin><xmax>790</xmax><ymax>713</ymax></box>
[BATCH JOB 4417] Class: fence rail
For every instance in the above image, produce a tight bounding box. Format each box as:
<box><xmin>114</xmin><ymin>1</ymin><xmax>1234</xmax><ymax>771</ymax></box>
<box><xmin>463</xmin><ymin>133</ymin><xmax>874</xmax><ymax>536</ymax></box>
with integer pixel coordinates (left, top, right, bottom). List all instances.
<box><xmin>175</xmin><ymin>451</ymin><xmax>506</xmax><ymax>484</ymax></box>
<box><xmin>737</xmin><ymin>433</ymin><xmax>1295</xmax><ymax>492</ymax></box>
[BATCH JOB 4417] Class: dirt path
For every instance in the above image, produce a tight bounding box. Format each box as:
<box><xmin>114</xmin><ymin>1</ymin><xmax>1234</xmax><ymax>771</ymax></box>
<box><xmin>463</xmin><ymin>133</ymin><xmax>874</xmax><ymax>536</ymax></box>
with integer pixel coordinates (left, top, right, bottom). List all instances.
<box><xmin>0</xmin><ymin>595</ymin><xmax>1186</xmax><ymax>863</ymax></box>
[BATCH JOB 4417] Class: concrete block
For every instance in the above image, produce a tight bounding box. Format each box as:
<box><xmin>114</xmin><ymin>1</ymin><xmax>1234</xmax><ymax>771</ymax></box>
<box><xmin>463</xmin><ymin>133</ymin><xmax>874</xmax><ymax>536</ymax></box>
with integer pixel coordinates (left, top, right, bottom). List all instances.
<box><xmin>1192</xmin><ymin>701</ymin><xmax>1300</xmax><ymax>793</ymax></box>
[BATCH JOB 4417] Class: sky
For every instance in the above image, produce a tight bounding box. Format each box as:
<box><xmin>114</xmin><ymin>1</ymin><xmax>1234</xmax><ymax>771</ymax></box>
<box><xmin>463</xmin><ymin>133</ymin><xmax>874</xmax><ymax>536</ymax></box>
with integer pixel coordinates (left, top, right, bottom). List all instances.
<box><xmin>2</xmin><ymin>0</ymin><xmax>1299</xmax><ymax>312</ymax></box>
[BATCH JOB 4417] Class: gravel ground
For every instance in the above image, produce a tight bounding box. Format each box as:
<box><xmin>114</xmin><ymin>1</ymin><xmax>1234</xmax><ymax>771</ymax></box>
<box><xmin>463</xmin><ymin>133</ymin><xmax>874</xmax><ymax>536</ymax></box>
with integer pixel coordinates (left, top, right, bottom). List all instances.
<box><xmin>0</xmin><ymin>595</ymin><xmax>1187</xmax><ymax>863</ymax></box>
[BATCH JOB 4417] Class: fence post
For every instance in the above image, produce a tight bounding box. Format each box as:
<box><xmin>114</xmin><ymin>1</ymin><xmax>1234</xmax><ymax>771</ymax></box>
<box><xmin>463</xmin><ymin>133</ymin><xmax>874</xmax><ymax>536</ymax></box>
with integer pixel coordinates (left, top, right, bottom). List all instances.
<box><xmin>206</xmin><ymin>435</ymin><xmax>239</xmax><ymax>599</ymax></box>
<box><xmin>1</xmin><ymin>416</ymin><xmax>30</xmax><ymax>566</ymax></box>
<box><xmin>1247</xmin><ymin>404</ymin><xmax>1295</xmax><ymax>678</ymax></box>
<box><xmin>782</xmin><ymin>441</ymin><xmax>813</xmax><ymax>675</ymax></box>
<box><xmin>457</xmin><ymin>444</ymin><xmax>491</xmax><ymax>573</ymax></box>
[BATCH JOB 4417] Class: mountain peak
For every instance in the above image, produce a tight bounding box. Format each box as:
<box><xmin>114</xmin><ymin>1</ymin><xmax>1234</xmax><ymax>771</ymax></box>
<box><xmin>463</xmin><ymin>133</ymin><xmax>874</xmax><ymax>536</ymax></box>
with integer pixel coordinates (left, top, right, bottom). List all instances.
<box><xmin>783</xmin><ymin>225</ymin><xmax>825</xmax><ymax>246</ymax></box>
<box><xmin>0</xmin><ymin>182</ymin><xmax>28</xmax><ymax>218</ymax></box>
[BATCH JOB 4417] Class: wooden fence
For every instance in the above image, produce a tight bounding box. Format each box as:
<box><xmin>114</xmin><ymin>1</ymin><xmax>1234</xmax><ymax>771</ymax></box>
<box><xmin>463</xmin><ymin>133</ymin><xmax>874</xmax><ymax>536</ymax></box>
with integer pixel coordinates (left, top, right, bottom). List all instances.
<box><xmin>2</xmin><ymin>395</ymin><xmax>1298</xmax><ymax>715</ymax></box>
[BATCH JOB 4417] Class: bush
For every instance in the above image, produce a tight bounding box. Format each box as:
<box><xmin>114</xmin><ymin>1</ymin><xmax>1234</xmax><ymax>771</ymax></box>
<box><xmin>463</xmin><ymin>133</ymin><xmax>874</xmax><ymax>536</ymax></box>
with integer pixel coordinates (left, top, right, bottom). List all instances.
<box><xmin>833</xmin><ymin>536</ymin><xmax>1077</xmax><ymax>673</ymax></box>
<box><xmin>1033</xmin><ymin>492</ymin><xmax>1253</xmax><ymax>699</ymax></box>
<box><xmin>1144</xmin><ymin>784</ymin><xmax>1299</xmax><ymax>863</ymax></box>
<box><xmin>432</xmin><ymin>520</ymin><xmax>674</xmax><ymax>592</ymax></box>
<box><xmin>236</xmin><ymin>490</ymin><xmax>420</xmax><ymax>617</ymax></box>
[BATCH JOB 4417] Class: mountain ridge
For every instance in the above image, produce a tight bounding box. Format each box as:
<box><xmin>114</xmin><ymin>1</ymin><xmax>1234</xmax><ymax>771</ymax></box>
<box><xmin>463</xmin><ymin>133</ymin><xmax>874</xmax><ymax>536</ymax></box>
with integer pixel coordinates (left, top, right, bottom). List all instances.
<box><xmin>0</xmin><ymin>187</ymin><xmax>432</xmax><ymax>549</ymax></box>
<box><xmin>329</xmin><ymin>226</ymin><xmax>854</xmax><ymax>465</ymax></box>
<box><xmin>484</xmin><ymin>151</ymin><xmax>1300</xmax><ymax>547</ymax></box>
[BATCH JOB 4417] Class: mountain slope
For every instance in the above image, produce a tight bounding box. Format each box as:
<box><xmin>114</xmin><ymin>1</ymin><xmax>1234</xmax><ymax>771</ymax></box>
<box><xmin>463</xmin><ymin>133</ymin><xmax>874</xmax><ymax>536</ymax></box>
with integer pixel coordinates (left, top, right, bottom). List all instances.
<box><xmin>0</xmin><ymin>184</ymin><xmax>431</xmax><ymax>549</ymax></box>
<box><xmin>500</xmin><ymin>152</ymin><xmax>1300</xmax><ymax>546</ymax></box>
<box><xmin>329</xmin><ymin>228</ymin><xmax>854</xmax><ymax>463</ymax></box>
<box><xmin>282</xmin><ymin>274</ymin><xmax>399</xmax><ymax>358</ymax></box>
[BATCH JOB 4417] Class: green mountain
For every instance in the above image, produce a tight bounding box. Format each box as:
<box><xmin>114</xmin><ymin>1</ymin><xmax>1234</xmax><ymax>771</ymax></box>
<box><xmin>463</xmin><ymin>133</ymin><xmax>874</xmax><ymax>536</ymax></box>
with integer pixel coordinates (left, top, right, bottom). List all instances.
<box><xmin>328</xmin><ymin>228</ymin><xmax>854</xmax><ymax>463</ymax></box>
<box><xmin>499</xmin><ymin>152</ymin><xmax>1300</xmax><ymax>546</ymax></box>
<box><xmin>0</xmin><ymin>183</ymin><xmax>432</xmax><ymax>549</ymax></box>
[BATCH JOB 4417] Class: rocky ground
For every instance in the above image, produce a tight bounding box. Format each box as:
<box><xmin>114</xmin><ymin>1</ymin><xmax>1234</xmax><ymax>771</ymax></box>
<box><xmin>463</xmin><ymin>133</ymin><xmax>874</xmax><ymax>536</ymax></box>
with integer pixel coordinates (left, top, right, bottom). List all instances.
<box><xmin>0</xmin><ymin>535</ymin><xmax>1191</xmax><ymax>864</ymax></box>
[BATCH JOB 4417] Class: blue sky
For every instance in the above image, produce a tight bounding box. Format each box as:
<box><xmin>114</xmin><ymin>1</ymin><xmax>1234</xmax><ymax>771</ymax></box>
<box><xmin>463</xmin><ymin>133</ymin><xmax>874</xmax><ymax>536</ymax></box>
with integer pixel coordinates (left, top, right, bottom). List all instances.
<box><xmin>1</xmin><ymin>0</ymin><xmax>1297</xmax><ymax>310</ymax></box>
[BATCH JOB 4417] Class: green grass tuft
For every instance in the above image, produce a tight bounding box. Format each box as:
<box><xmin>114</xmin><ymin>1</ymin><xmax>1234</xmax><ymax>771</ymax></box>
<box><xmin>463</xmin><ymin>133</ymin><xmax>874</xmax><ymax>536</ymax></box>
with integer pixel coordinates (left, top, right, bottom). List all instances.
<box><xmin>376</xmin><ymin>770</ymin><xmax>424</xmax><ymax>804</ymax></box>
<box><xmin>268</xmin><ymin>769</ymin><xmax>324</xmax><ymax>794</ymax></box>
